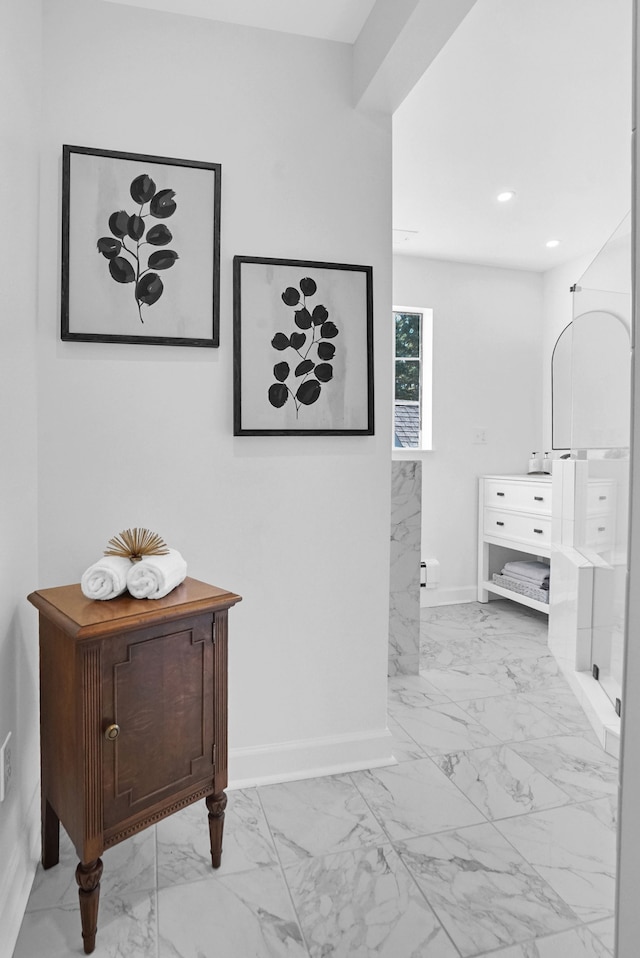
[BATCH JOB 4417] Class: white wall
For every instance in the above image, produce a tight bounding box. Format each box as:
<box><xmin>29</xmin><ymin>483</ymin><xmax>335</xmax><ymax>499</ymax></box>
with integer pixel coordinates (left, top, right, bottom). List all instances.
<box><xmin>36</xmin><ymin>0</ymin><xmax>393</xmax><ymax>785</ymax></box>
<box><xmin>0</xmin><ymin>0</ymin><xmax>42</xmax><ymax>951</ymax></box>
<box><xmin>393</xmin><ymin>254</ymin><xmax>543</xmax><ymax>604</ymax></box>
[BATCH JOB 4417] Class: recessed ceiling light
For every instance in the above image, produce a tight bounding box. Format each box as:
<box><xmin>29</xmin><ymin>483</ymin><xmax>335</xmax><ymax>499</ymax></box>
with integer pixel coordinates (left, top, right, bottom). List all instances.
<box><xmin>497</xmin><ymin>191</ymin><xmax>516</xmax><ymax>203</ymax></box>
<box><xmin>546</xmin><ymin>239</ymin><xmax>561</xmax><ymax>248</ymax></box>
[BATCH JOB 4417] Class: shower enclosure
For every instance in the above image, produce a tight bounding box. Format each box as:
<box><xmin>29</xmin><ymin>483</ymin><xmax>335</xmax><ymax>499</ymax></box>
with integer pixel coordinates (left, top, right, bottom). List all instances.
<box><xmin>552</xmin><ymin>213</ymin><xmax>631</xmax><ymax>711</ymax></box>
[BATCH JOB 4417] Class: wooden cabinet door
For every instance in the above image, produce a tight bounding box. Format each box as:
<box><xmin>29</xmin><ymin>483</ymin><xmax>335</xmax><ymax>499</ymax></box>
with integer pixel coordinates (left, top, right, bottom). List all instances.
<box><xmin>101</xmin><ymin>613</ymin><xmax>215</xmax><ymax>831</ymax></box>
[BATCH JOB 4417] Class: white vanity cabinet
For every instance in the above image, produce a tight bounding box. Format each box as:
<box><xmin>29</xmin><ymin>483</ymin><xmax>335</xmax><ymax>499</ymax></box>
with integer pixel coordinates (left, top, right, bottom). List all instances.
<box><xmin>478</xmin><ymin>474</ymin><xmax>552</xmax><ymax>614</ymax></box>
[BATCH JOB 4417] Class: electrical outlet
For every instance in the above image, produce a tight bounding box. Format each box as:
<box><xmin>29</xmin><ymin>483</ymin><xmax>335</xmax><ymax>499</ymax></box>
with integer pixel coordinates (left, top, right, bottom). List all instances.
<box><xmin>0</xmin><ymin>732</ymin><xmax>12</xmax><ymax>802</ymax></box>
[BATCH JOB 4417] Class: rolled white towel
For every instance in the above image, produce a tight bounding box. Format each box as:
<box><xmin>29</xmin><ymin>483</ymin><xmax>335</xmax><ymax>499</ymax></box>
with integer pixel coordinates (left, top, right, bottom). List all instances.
<box><xmin>126</xmin><ymin>548</ymin><xmax>187</xmax><ymax>599</ymax></box>
<box><xmin>81</xmin><ymin>555</ymin><xmax>131</xmax><ymax>600</ymax></box>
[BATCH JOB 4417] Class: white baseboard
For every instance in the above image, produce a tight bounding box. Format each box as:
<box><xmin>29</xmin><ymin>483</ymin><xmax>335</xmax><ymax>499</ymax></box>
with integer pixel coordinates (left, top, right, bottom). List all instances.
<box><xmin>421</xmin><ymin>585</ymin><xmax>476</xmax><ymax>608</ymax></box>
<box><xmin>0</xmin><ymin>786</ymin><xmax>40</xmax><ymax>958</ymax></box>
<box><xmin>229</xmin><ymin>727</ymin><xmax>396</xmax><ymax>790</ymax></box>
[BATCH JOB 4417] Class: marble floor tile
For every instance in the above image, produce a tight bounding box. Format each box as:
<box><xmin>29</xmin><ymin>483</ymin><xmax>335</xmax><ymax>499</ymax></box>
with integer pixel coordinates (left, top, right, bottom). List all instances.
<box><xmin>26</xmin><ymin>825</ymin><xmax>156</xmax><ymax>913</ymax></box>
<box><xmin>421</xmin><ymin>600</ymin><xmax>548</xmax><ymax>642</ymax></box>
<box><xmin>495</xmin><ymin>797</ymin><xmax>617</xmax><ymax>922</ymax></box>
<box><xmin>157</xmin><ymin>865</ymin><xmax>307</xmax><ymax>957</ymax></box>
<box><xmin>420</xmin><ymin>601</ymin><xmax>499</xmax><ymax>638</ymax></box>
<box><xmin>387</xmin><ymin>714</ymin><xmax>427</xmax><ymax>763</ymax></box>
<box><xmin>387</xmin><ymin>652</ymin><xmax>420</xmax><ymax>676</ymax></box>
<box><xmin>257</xmin><ymin>773</ymin><xmax>387</xmax><ymax>864</ymax></box>
<box><xmin>156</xmin><ymin>787</ymin><xmax>279</xmax><ymax>888</ymax></box>
<box><xmin>351</xmin><ymin>757</ymin><xmax>485</xmax><ymax>842</ymax></box>
<box><xmin>478</xmin><ymin>631</ymin><xmax>552</xmax><ymax>658</ymax></box>
<box><xmin>387</xmin><ymin>673</ymin><xmax>451</xmax><ymax>708</ymax></box>
<box><xmin>456</xmin><ymin>693</ymin><xmax>572</xmax><ymax>743</ymax></box>
<box><xmin>421</xmin><ymin>624</ymin><xmax>549</xmax><ymax>671</ymax></box>
<box><xmin>23</xmin><ymin>826</ymin><xmax>79</xmax><ymax>913</ymax></box>
<box><xmin>489</xmin><ymin>650</ymin><xmax>567</xmax><ymax>694</ymax></box>
<box><xmin>14</xmin><ymin>887</ymin><xmax>157</xmax><ymax>958</ymax></box>
<box><xmin>284</xmin><ymin>843</ymin><xmax>459</xmax><ymax>957</ymax></box>
<box><xmin>519</xmin><ymin>688</ymin><xmax>596</xmax><ymax>735</ymax></box>
<box><xmin>391</xmin><ymin>700</ymin><xmax>502</xmax><ymax>755</ymax></box>
<box><xmin>421</xmin><ymin>599</ymin><xmax>547</xmax><ymax>641</ymax></box>
<box><xmin>433</xmin><ymin>745</ymin><xmax>571</xmax><ymax>820</ymax></box>
<box><xmin>420</xmin><ymin>628</ymin><xmax>508</xmax><ymax>669</ymax></box>
<box><xmin>419</xmin><ymin>665</ymin><xmax>510</xmax><ymax>701</ymax></box>
<box><xmin>510</xmin><ymin>736</ymin><xmax>619</xmax><ymax>803</ymax></box>
<box><xmin>587</xmin><ymin>916</ymin><xmax>616</xmax><ymax>954</ymax></box>
<box><xmin>482</xmin><ymin>922</ymin><xmax>613</xmax><ymax>956</ymax></box>
<box><xmin>396</xmin><ymin>822</ymin><xmax>577</xmax><ymax>957</ymax></box>
<box><xmin>14</xmin><ymin>600</ymin><xmax>619</xmax><ymax>958</ymax></box>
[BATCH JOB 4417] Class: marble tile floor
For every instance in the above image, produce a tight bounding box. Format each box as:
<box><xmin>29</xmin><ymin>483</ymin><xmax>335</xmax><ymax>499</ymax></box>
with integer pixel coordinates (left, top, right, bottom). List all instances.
<box><xmin>13</xmin><ymin>601</ymin><xmax>618</xmax><ymax>958</ymax></box>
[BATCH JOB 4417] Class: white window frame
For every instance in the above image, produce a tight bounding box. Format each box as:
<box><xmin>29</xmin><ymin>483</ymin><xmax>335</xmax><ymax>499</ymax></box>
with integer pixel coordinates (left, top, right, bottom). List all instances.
<box><xmin>392</xmin><ymin>305</ymin><xmax>433</xmax><ymax>452</ymax></box>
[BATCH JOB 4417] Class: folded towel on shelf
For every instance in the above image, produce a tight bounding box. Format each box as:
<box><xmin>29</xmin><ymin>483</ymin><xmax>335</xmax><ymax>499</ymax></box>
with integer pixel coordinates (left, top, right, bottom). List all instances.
<box><xmin>502</xmin><ymin>569</ymin><xmax>549</xmax><ymax>589</ymax></box>
<box><xmin>81</xmin><ymin>555</ymin><xmax>131</xmax><ymax>600</ymax></box>
<box><xmin>126</xmin><ymin>548</ymin><xmax>187</xmax><ymax>599</ymax></box>
<box><xmin>502</xmin><ymin>560</ymin><xmax>550</xmax><ymax>585</ymax></box>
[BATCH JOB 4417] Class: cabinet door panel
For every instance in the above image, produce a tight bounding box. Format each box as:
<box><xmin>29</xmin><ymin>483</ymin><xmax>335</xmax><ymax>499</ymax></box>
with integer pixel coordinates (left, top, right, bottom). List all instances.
<box><xmin>102</xmin><ymin>615</ymin><xmax>214</xmax><ymax>828</ymax></box>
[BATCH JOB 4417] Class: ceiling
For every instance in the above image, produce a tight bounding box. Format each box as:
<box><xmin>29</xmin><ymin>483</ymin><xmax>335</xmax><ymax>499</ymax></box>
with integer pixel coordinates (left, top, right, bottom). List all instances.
<box><xmin>392</xmin><ymin>0</ymin><xmax>633</xmax><ymax>271</ymax></box>
<box><xmin>100</xmin><ymin>0</ymin><xmax>377</xmax><ymax>43</ymax></box>
<box><xmin>103</xmin><ymin>0</ymin><xmax>633</xmax><ymax>273</ymax></box>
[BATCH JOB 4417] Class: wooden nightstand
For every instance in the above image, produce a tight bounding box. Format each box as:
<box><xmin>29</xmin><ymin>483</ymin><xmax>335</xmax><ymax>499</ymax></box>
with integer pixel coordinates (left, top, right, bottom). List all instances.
<box><xmin>28</xmin><ymin>577</ymin><xmax>242</xmax><ymax>954</ymax></box>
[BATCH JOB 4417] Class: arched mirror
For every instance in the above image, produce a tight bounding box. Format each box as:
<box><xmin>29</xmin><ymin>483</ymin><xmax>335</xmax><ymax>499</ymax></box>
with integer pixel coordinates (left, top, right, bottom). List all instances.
<box><xmin>552</xmin><ymin>309</ymin><xmax>631</xmax><ymax>450</ymax></box>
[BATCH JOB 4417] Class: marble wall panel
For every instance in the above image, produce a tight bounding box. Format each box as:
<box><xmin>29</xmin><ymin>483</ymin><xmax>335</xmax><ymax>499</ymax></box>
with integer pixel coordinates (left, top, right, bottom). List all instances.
<box><xmin>389</xmin><ymin>460</ymin><xmax>422</xmax><ymax>675</ymax></box>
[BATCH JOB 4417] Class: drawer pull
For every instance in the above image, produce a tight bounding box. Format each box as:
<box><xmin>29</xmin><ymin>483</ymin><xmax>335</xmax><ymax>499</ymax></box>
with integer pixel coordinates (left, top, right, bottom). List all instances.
<box><xmin>496</xmin><ymin>492</ymin><xmax>505</xmax><ymax>497</ymax></box>
<box><xmin>533</xmin><ymin>528</ymin><xmax>544</xmax><ymax>534</ymax></box>
<box><xmin>534</xmin><ymin>496</ymin><xmax>544</xmax><ymax>501</ymax></box>
<box><xmin>598</xmin><ymin>526</ymin><xmax>606</xmax><ymax>532</ymax></box>
<box><xmin>496</xmin><ymin>521</ymin><xmax>505</xmax><ymax>526</ymax></box>
<box><xmin>599</xmin><ymin>495</ymin><xmax>607</xmax><ymax>501</ymax></box>
<box><xmin>104</xmin><ymin>723</ymin><xmax>120</xmax><ymax>741</ymax></box>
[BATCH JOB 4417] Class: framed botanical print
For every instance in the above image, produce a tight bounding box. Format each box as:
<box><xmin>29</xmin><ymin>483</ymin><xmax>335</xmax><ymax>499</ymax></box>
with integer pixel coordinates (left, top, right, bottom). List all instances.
<box><xmin>61</xmin><ymin>145</ymin><xmax>221</xmax><ymax>346</ymax></box>
<box><xmin>233</xmin><ymin>256</ymin><xmax>374</xmax><ymax>436</ymax></box>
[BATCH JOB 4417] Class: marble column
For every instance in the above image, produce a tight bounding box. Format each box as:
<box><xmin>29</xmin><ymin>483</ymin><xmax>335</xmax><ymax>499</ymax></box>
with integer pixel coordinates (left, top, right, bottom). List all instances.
<box><xmin>389</xmin><ymin>460</ymin><xmax>422</xmax><ymax>675</ymax></box>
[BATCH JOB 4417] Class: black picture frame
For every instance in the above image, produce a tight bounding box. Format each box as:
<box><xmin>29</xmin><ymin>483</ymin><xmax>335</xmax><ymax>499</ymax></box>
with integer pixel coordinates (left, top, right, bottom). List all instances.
<box><xmin>61</xmin><ymin>145</ymin><xmax>221</xmax><ymax>347</ymax></box>
<box><xmin>233</xmin><ymin>256</ymin><xmax>374</xmax><ymax>436</ymax></box>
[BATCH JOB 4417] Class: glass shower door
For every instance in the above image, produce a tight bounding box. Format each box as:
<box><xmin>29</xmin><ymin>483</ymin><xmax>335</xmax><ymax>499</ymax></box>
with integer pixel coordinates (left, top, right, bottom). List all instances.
<box><xmin>569</xmin><ymin>214</ymin><xmax>631</xmax><ymax>710</ymax></box>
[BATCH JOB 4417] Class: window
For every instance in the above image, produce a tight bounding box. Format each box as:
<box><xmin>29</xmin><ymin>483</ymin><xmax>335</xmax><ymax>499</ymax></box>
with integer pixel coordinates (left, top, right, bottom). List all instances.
<box><xmin>393</xmin><ymin>307</ymin><xmax>432</xmax><ymax>450</ymax></box>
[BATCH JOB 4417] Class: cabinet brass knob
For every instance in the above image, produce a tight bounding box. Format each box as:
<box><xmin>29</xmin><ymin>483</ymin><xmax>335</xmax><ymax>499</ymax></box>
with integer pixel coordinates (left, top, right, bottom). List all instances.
<box><xmin>104</xmin><ymin>723</ymin><xmax>120</xmax><ymax>741</ymax></box>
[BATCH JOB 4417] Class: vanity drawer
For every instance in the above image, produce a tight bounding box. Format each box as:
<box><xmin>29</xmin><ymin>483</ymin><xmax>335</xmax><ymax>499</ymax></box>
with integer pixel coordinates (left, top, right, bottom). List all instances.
<box><xmin>484</xmin><ymin>508</ymin><xmax>552</xmax><ymax>549</ymax></box>
<box><xmin>484</xmin><ymin>479</ymin><xmax>551</xmax><ymax>515</ymax></box>
<box><xmin>584</xmin><ymin>516</ymin><xmax>614</xmax><ymax>552</ymax></box>
<box><xmin>586</xmin><ymin>481</ymin><xmax>615</xmax><ymax>517</ymax></box>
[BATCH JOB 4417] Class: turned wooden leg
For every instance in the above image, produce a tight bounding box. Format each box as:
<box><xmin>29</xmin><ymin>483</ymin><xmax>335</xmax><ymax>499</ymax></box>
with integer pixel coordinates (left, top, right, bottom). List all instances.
<box><xmin>75</xmin><ymin>858</ymin><xmax>103</xmax><ymax>955</ymax></box>
<box><xmin>206</xmin><ymin>791</ymin><xmax>227</xmax><ymax>868</ymax></box>
<box><xmin>42</xmin><ymin>798</ymin><xmax>60</xmax><ymax>869</ymax></box>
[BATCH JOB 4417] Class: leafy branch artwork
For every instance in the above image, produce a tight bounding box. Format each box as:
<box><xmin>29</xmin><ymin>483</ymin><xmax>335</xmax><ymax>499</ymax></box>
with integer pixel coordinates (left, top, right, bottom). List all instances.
<box><xmin>96</xmin><ymin>173</ymin><xmax>178</xmax><ymax>323</ymax></box>
<box><xmin>268</xmin><ymin>277</ymin><xmax>339</xmax><ymax>417</ymax></box>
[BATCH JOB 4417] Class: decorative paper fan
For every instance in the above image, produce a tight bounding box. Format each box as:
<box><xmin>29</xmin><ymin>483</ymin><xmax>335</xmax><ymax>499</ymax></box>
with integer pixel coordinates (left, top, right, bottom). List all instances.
<box><xmin>104</xmin><ymin>528</ymin><xmax>170</xmax><ymax>563</ymax></box>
